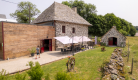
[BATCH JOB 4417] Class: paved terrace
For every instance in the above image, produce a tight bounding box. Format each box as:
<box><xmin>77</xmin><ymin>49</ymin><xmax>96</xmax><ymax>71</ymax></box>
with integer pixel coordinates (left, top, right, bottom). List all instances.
<box><xmin>0</xmin><ymin>48</ymin><xmax>91</xmax><ymax>74</ymax></box>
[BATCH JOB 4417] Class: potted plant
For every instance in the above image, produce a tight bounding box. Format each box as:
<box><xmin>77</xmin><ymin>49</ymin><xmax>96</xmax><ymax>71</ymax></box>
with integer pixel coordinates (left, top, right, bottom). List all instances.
<box><xmin>28</xmin><ymin>47</ymin><xmax>36</xmax><ymax>56</ymax></box>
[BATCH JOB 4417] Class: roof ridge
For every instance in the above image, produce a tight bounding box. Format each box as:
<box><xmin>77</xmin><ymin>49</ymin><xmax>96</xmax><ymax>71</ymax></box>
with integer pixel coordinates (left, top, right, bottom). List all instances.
<box><xmin>31</xmin><ymin>1</ymin><xmax>92</xmax><ymax>26</ymax></box>
<box><xmin>53</xmin><ymin>2</ymin><xmax>56</xmax><ymax>20</ymax></box>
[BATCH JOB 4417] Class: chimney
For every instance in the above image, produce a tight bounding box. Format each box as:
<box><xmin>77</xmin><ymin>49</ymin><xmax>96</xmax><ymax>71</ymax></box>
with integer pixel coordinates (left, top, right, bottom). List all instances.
<box><xmin>72</xmin><ymin>6</ymin><xmax>77</xmax><ymax>13</ymax></box>
<box><xmin>113</xmin><ymin>26</ymin><xmax>116</xmax><ymax>29</ymax></box>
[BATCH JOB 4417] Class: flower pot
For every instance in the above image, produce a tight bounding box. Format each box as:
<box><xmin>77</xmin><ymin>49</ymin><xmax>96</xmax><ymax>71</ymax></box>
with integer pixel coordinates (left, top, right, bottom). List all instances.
<box><xmin>31</xmin><ymin>53</ymin><xmax>34</xmax><ymax>56</ymax></box>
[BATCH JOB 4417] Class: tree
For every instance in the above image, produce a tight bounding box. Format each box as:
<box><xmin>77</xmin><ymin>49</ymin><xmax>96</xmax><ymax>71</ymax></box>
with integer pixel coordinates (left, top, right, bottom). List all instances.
<box><xmin>10</xmin><ymin>1</ymin><xmax>41</xmax><ymax>23</ymax></box>
<box><xmin>62</xmin><ymin>0</ymin><xmax>97</xmax><ymax>20</ymax></box>
<box><xmin>129</xmin><ymin>25</ymin><xmax>137</xmax><ymax>36</ymax></box>
<box><xmin>104</xmin><ymin>13</ymin><xmax>121</xmax><ymax>30</ymax></box>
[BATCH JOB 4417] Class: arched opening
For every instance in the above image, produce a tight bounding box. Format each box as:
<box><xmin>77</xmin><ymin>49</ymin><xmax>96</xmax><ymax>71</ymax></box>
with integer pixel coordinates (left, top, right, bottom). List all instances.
<box><xmin>108</xmin><ymin>37</ymin><xmax>117</xmax><ymax>46</ymax></box>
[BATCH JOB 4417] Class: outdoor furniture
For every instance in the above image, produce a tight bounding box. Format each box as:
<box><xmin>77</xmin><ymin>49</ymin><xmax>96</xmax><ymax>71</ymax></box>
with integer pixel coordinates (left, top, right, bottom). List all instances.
<box><xmin>66</xmin><ymin>47</ymin><xmax>72</xmax><ymax>54</ymax></box>
<box><xmin>64</xmin><ymin>49</ymin><xmax>67</xmax><ymax>54</ymax></box>
<box><xmin>61</xmin><ymin>48</ymin><xmax>64</xmax><ymax>54</ymax></box>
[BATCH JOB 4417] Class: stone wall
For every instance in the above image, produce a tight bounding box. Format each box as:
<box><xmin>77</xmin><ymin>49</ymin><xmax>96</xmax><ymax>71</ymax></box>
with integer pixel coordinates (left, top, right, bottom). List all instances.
<box><xmin>102</xmin><ymin>48</ymin><xmax>125</xmax><ymax>80</ymax></box>
<box><xmin>101</xmin><ymin>27</ymin><xmax>126</xmax><ymax>47</ymax></box>
<box><xmin>3</xmin><ymin>22</ymin><xmax>55</xmax><ymax>59</ymax></box>
<box><xmin>55</xmin><ymin>21</ymin><xmax>88</xmax><ymax>50</ymax></box>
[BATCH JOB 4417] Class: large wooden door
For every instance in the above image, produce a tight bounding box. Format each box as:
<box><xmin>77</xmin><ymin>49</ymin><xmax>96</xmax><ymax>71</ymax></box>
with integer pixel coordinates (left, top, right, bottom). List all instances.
<box><xmin>40</xmin><ymin>40</ymin><xmax>44</xmax><ymax>53</ymax></box>
<box><xmin>49</xmin><ymin>39</ymin><xmax>52</xmax><ymax>51</ymax></box>
<box><xmin>108</xmin><ymin>37</ymin><xmax>113</xmax><ymax>45</ymax></box>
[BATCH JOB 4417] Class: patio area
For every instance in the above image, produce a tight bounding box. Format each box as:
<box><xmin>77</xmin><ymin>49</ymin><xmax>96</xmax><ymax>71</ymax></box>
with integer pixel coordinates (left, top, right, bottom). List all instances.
<box><xmin>0</xmin><ymin>47</ymin><xmax>92</xmax><ymax>74</ymax></box>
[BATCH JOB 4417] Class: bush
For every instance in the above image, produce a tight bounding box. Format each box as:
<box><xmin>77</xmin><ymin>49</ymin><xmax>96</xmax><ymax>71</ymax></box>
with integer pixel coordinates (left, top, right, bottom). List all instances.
<box><xmin>97</xmin><ymin>37</ymin><xmax>101</xmax><ymax>42</ymax></box>
<box><xmin>28</xmin><ymin>47</ymin><xmax>36</xmax><ymax>54</ymax></box>
<box><xmin>27</xmin><ymin>61</ymin><xmax>43</xmax><ymax>80</ymax></box>
<box><xmin>45</xmin><ymin>73</ymin><xmax>50</xmax><ymax>80</ymax></box>
<box><xmin>101</xmin><ymin>42</ymin><xmax>106</xmax><ymax>46</ymax></box>
<box><xmin>15</xmin><ymin>72</ymin><xmax>26</xmax><ymax>80</ymax></box>
<box><xmin>103</xmin><ymin>43</ymin><xmax>106</xmax><ymax>46</ymax></box>
<box><xmin>55</xmin><ymin>72</ymin><xmax>70</xmax><ymax>80</ymax></box>
<box><xmin>0</xmin><ymin>69</ymin><xmax>9</xmax><ymax>80</ymax></box>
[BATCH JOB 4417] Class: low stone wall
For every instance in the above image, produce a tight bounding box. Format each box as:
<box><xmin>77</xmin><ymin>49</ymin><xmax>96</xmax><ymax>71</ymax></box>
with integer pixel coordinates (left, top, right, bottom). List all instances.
<box><xmin>102</xmin><ymin>48</ymin><xmax>125</xmax><ymax>80</ymax></box>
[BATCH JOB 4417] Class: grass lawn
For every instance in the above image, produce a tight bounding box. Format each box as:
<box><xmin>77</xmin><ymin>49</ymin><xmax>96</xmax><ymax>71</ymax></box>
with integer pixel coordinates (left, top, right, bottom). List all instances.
<box><xmin>5</xmin><ymin>36</ymin><xmax>138</xmax><ymax>80</ymax></box>
<box><xmin>122</xmin><ymin>36</ymin><xmax>138</xmax><ymax>80</ymax></box>
<box><xmin>7</xmin><ymin>47</ymin><xmax>116</xmax><ymax>80</ymax></box>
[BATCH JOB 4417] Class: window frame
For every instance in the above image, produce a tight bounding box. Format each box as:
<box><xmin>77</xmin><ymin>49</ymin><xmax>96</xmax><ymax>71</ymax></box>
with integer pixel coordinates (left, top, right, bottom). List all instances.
<box><xmin>72</xmin><ymin>28</ymin><xmax>75</xmax><ymax>33</ymax></box>
<box><xmin>62</xmin><ymin>26</ymin><xmax>65</xmax><ymax>33</ymax></box>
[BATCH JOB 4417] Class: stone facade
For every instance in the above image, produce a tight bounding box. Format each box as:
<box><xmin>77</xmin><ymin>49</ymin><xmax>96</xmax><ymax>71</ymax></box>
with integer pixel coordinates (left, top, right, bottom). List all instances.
<box><xmin>31</xmin><ymin>2</ymin><xmax>91</xmax><ymax>50</ymax></box>
<box><xmin>0</xmin><ymin>22</ymin><xmax>55</xmax><ymax>59</ymax></box>
<box><xmin>101</xmin><ymin>26</ymin><xmax>126</xmax><ymax>47</ymax></box>
<box><xmin>55</xmin><ymin>21</ymin><xmax>88</xmax><ymax>50</ymax></box>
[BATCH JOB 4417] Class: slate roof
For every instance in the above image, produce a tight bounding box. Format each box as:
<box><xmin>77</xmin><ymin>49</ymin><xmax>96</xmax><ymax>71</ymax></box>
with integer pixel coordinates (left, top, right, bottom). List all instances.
<box><xmin>31</xmin><ymin>2</ymin><xmax>92</xmax><ymax>26</ymax></box>
<box><xmin>101</xmin><ymin>26</ymin><xmax>126</xmax><ymax>39</ymax></box>
<box><xmin>0</xmin><ymin>14</ymin><xmax>6</xmax><ymax>19</ymax></box>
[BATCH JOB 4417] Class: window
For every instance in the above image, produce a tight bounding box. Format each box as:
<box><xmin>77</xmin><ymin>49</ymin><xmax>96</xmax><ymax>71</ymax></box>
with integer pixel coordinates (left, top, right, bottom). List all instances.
<box><xmin>72</xmin><ymin>28</ymin><xmax>75</xmax><ymax>33</ymax></box>
<box><xmin>62</xmin><ymin>26</ymin><xmax>65</xmax><ymax>33</ymax></box>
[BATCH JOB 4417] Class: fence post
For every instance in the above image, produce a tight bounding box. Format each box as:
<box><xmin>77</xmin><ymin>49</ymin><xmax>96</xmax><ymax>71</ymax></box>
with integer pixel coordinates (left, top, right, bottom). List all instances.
<box><xmin>131</xmin><ymin>58</ymin><xmax>133</xmax><ymax>74</ymax></box>
<box><xmin>127</xmin><ymin>41</ymin><xmax>129</xmax><ymax>62</ymax></box>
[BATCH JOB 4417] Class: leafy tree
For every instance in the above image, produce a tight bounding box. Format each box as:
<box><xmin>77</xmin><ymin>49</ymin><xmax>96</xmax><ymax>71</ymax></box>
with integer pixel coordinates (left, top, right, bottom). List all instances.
<box><xmin>119</xmin><ymin>29</ymin><xmax>128</xmax><ymax>36</ymax></box>
<box><xmin>62</xmin><ymin>0</ymin><xmax>97</xmax><ymax>20</ymax></box>
<box><xmin>129</xmin><ymin>26</ymin><xmax>137</xmax><ymax>36</ymax></box>
<box><xmin>10</xmin><ymin>1</ymin><xmax>41</xmax><ymax>23</ymax></box>
<box><xmin>104</xmin><ymin>13</ymin><xmax>121</xmax><ymax>30</ymax></box>
<box><xmin>62</xmin><ymin>0</ymin><xmax>136</xmax><ymax>37</ymax></box>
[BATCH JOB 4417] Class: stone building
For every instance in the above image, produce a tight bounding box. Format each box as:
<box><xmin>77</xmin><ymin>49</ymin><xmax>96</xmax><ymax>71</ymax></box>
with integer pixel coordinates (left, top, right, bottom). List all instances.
<box><xmin>0</xmin><ymin>2</ymin><xmax>91</xmax><ymax>60</ymax></box>
<box><xmin>31</xmin><ymin>2</ymin><xmax>92</xmax><ymax>50</ymax></box>
<box><xmin>101</xmin><ymin>26</ymin><xmax>126</xmax><ymax>47</ymax></box>
<box><xmin>0</xmin><ymin>22</ymin><xmax>55</xmax><ymax>60</ymax></box>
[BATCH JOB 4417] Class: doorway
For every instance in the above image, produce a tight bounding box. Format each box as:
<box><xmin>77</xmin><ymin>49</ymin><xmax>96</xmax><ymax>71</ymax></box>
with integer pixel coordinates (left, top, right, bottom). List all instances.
<box><xmin>44</xmin><ymin>39</ymin><xmax>49</xmax><ymax>51</ymax></box>
<box><xmin>108</xmin><ymin>37</ymin><xmax>117</xmax><ymax>46</ymax></box>
<box><xmin>40</xmin><ymin>39</ymin><xmax>52</xmax><ymax>53</ymax></box>
<box><xmin>113</xmin><ymin>37</ymin><xmax>117</xmax><ymax>46</ymax></box>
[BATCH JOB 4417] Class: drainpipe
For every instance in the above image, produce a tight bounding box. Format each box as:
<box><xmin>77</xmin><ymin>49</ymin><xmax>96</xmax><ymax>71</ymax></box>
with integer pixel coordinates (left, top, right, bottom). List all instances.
<box><xmin>2</xmin><ymin>22</ymin><xmax>5</xmax><ymax>60</ymax></box>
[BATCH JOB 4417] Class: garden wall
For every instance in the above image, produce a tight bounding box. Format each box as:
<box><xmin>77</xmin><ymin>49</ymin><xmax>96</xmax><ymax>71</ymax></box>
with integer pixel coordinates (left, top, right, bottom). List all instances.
<box><xmin>102</xmin><ymin>48</ymin><xmax>125</xmax><ymax>80</ymax></box>
<box><xmin>2</xmin><ymin>22</ymin><xmax>55</xmax><ymax>59</ymax></box>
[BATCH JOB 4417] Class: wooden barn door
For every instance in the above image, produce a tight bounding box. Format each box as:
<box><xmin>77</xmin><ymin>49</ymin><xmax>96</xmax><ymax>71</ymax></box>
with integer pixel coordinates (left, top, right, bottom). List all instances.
<box><xmin>108</xmin><ymin>37</ymin><xmax>113</xmax><ymax>45</ymax></box>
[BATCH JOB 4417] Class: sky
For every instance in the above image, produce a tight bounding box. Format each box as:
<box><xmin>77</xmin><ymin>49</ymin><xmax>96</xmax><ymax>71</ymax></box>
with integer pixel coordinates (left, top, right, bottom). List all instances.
<box><xmin>0</xmin><ymin>0</ymin><xmax>138</xmax><ymax>26</ymax></box>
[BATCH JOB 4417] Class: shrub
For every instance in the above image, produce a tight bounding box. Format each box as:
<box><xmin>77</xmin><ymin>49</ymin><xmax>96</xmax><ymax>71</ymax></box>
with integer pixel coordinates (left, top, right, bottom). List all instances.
<box><xmin>0</xmin><ymin>69</ymin><xmax>9</xmax><ymax>80</ymax></box>
<box><xmin>101</xmin><ymin>42</ymin><xmax>104</xmax><ymax>46</ymax></box>
<box><xmin>103</xmin><ymin>43</ymin><xmax>106</xmax><ymax>46</ymax></box>
<box><xmin>45</xmin><ymin>73</ymin><xmax>50</xmax><ymax>80</ymax></box>
<box><xmin>15</xmin><ymin>72</ymin><xmax>26</xmax><ymax>80</ymax></box>
<box><xmin>97</xmin><ymin>37</ymin><xmax>101</xmax><ymax>42</ymax></box>
<box><xmin>27</xmin><ymin>61</ymin><xmax>43</xmax><ymax>80</ymax></box>
<box><xmin>28</xmin><ymin>47</ymin><xmax>36</xmax><ymax>54</ymax></box>
<box><xmin>55</xmin><ymin>72</ymin><xmax>70</xmax><ymax>80</ymax></box>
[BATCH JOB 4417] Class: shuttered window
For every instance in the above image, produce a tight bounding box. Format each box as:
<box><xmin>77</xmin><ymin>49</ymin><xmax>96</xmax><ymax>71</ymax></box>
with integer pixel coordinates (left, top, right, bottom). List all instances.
<box><xmin>72</xmin><ymin>28</ymin><xmax>75</xmax><ymax>33</ymax></box>
<box><xmin>62</xmin><ymin>26</ymin><xmax>65</xmax><ymax>33</ymax></box>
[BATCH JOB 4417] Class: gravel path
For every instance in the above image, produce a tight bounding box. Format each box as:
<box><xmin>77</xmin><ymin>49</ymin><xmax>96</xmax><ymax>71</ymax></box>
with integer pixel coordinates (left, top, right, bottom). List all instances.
<box><xmin>0</xmin><ymin>51</ymin><xmax>74</xmax><ymax>74</ymax></box>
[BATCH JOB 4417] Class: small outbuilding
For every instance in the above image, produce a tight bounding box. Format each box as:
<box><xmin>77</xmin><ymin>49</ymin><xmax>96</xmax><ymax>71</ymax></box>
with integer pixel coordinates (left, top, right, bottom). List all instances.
<box><xmin>101</xmin><ymin>26</ymin><xmax>126</xmax><ymax>47</ymax></box>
